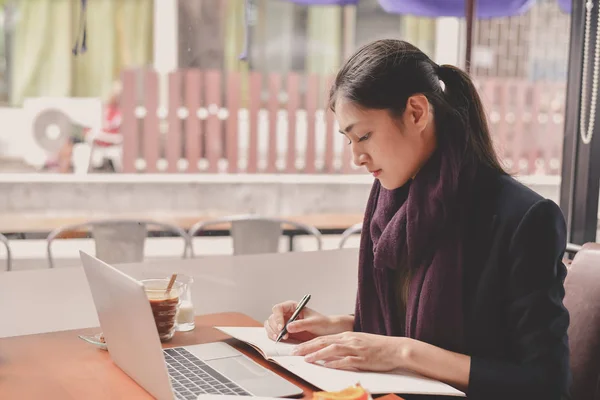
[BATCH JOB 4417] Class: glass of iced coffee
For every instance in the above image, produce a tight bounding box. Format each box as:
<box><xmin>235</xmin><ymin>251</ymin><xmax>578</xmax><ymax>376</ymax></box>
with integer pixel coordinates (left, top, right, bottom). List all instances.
<box><xmin>141</xmin><ymin>278</ymin><xmax>184</xmax><ymax>342</ymax></box>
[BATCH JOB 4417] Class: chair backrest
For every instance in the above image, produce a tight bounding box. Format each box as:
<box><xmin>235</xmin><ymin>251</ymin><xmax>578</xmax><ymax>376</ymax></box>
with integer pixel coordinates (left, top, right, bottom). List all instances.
<box><xmin>563</xmin><ymin>242</ymin><xmax>600</xmax><ymax>400</ymax></box>
<box><xmin>188</xmin><ymin>214</ymin><xmax>323</xmax><ymax>257</ymax></box>
<box><xmin>339</xmin><ymin>223</ymin><xmax>363</xmax><ymax>249</ymax></box>
<box><xmin>91</xmin><ymin>222</ymin><xmax>147</xmax><ymax>264</ymax></box>
<box><xmin>230</xmin><ymin>219</ymin><xmax>282</xmax><ymax>255</ymax></box>
<box><xmin>0</xmin><ymin>233</ymin><xmax>12</xmax><ymax>271</ymax></box>
<box><xmin>46</xmin><ymin>219</ymin><xmax>192</xmax><ymax>268</ymax></box>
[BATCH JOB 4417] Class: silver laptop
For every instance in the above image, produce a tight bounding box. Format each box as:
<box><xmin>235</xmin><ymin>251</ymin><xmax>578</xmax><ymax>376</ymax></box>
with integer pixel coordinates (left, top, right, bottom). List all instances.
<box><xmin>79</xmin><ymin>251</ymin><xmax>303</xmax><ymax>400</ymax></box>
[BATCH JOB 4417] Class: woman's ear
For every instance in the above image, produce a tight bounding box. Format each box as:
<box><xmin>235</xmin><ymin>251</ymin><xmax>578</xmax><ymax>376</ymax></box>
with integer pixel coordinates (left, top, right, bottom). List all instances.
<box><xmin>404</xmin><ymin>94</ymin><xmax>430</xmax><ymax>132</ymax></box>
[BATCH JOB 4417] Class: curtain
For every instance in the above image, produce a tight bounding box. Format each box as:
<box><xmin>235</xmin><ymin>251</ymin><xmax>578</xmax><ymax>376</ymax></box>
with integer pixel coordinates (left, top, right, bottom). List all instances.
<box><xmin>306</xmin><ymin>5</ymin><xmax>342</xmax><ymax>75</ymax></box>
<box><xmin>11</xmin><ymin>0</ymin><xmax>72</xmax><ymax>105</ymax></box>
<box><xmin>10</xmin><ymin>0</ymin><xmax>153</xmax><ymax>106</ymax></box>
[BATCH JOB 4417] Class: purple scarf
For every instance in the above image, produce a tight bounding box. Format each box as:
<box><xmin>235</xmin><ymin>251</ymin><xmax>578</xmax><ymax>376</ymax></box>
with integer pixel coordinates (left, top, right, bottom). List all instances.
<box><xmin>353</xmin><ymin>151</ymin><xmax>469</xmax><ymax>353</ymax></box>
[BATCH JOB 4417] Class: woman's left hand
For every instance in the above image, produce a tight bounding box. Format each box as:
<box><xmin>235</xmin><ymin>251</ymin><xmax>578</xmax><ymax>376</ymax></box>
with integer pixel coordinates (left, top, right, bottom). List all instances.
<box><xmin>292</xmin><ymin>332</ymin><xmax>408</xmax><ymax>372</ymax></box>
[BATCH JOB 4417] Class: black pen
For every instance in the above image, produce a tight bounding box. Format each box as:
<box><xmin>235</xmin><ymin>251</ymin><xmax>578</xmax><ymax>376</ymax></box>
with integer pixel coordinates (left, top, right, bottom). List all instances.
<box><xmin>275</xmin><ymin>294</ymin><xmax>311</xmax><ymax>343</ymax></box>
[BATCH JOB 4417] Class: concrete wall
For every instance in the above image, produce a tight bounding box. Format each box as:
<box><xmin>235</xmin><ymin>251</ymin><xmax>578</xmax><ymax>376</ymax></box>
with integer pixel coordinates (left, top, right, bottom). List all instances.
<box><xmin>0</xmin><ymin>174</ymin><xmax>372</xmax><ymax>215</ymax></box>
<box><xmin>0</xmin><ymin>174</ymin><xmax>563</xmax><ymax>216</ymax></box>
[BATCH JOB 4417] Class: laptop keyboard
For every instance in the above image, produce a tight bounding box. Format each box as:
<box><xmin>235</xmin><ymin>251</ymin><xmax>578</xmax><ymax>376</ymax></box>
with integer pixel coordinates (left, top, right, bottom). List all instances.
<box><xmin>164</xmin><ymin>348</ymin><xmax>251</xmax><ymax>399</ymax></box>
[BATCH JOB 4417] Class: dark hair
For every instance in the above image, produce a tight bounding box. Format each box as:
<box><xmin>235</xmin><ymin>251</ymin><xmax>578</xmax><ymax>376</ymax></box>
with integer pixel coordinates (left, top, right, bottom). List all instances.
<box><xmin>329</xmin><ymin>39</ymin><xmax>505</xmax><ymax>176</ymax></box>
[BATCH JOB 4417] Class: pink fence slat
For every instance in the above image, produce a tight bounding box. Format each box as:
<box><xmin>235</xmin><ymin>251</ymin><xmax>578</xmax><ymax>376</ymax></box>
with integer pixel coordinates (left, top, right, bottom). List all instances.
<box><xmin>549</xmin><ymin>83</ymin><xmax>566</xmax><ymax>175</ymax></box>
<box><xmin>247</xmin><ymin>72</ymin><xmax>262</xmax><ymax>173</ymax></box>
<box><xmin>184</xmin><ymin>70</ymin><xmax>202</xmax><ymax>173</ymax></box>
<box><xmin>205</xmin><ymin>70</ymin><xmax>222</xmax><ymax>173</ymax></box>
<box><xmin>226</xmin><ymin>71</ymin><xmax>240</xmax><ymax>173</ymax></box>
<box><xmin>166</xmin><ymin>71</ymin><xmax>183</xmax><ymax>173</ymax></box>
<box><xmin>497</xmin><ymin>79</ymin><xmax>512</xmax><ymax>173</ymax></box>
<box><xmin>267</xmin><ymin>74</ymin><xmax>281</xmax><ymax>173</ymax></box>
<box><xmin>286</xmin><ymin>73</ymin><xmax>300</xmax><ymax>173</ymax></box>
<box><xmin>143</xmin><ymin>69</ymin><xmax>160</xmax><ymax>173</ymax></box>
<box><xmin>518</xmin><ymin>82</ymin><xmax>535</xmax><ymax>175</ymax></box>
<box><xmin>120</xmin><ymin>70</ymin><xmax>138</xmax><ymax>173</ymax></box>
<box><xmin>480</xmin><ymin>79</ymin><xmax>502</xmax><ymax>159</ymax></box>
<box><xmin>304</xmin><ymin>74</ymin><xmax>318</xmax><ymax>174</ymax></box>
<box><xmin>504</xmin><ymin>79</ymin><xmax>533</xmax><ymax>173</ymax></box>
<box><xmin>324</xmin><ymin>75</ymin><xmax>335</xmax><ymax>173</ymax></box>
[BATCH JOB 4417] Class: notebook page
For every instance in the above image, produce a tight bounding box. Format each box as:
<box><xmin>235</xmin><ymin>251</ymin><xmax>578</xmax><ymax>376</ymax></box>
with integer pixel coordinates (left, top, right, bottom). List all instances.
<box><xmin>215</xmin><ymin>327</ymin><xmax>297</xmax><ymax>358</ymax></box>
<box><xmin>272</xmin><ymin>356</ymin><xmax>465</xmax><ymax>397</ymax></box>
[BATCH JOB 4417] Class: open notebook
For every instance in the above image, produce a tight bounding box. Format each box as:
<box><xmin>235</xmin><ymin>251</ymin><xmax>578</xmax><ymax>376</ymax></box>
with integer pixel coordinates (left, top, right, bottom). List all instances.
<box><xmin>216</xmin><ymin>327</ymin><xmax>465</xmax><ymax>397</ymax></box>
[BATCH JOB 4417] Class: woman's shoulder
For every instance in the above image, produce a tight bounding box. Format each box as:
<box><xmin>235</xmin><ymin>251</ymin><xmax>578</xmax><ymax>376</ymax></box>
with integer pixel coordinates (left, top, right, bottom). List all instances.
<box><xmin>473</xmin><ymin>169</ymin><xmax>565</xmax><ymax>235</ymax></box>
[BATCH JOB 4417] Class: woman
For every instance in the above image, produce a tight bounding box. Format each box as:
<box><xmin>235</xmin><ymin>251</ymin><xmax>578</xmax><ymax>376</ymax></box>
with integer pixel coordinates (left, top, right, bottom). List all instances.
<box><xmin>264</xmin><ymin>40</ymin><xmax>570</xmax><ymax>399</ymax></box>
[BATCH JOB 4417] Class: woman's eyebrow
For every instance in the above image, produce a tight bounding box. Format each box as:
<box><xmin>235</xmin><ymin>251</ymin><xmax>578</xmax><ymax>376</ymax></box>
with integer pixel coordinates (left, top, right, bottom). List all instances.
<box><xmin>339</xmin><ymin>122</ymin><xmax>357</xmax><ymax>135</ymax></box>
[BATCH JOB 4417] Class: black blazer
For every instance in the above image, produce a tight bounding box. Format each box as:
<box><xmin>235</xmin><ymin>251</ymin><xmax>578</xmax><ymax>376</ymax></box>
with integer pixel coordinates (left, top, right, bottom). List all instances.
<box><xmin>405</xmin><ymin>168</ymin><xmax>570</xmax><ymax>400</ymax></box>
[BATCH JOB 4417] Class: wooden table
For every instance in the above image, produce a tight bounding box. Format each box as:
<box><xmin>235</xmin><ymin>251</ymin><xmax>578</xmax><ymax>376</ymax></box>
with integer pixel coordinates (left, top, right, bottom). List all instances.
<box><xmin>0</xmin><ymin>213</ymin><xmax>364</xmax><ymax>234</ymax></box>
<box><xmin>0</xmin><ymin>312</ymin><xmax>403</xmax><ymax>400</ymax></box>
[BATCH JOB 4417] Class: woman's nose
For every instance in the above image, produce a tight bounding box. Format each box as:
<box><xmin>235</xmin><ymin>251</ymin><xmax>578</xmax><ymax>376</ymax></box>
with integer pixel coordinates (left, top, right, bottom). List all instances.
<box><xmin>352</xmin><ymin>145</ymin><xmax>369</xmax><ymax>167</ymax></box>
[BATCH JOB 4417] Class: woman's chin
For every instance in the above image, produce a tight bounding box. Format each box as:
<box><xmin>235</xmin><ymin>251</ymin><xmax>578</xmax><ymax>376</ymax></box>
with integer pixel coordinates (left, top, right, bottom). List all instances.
<box><xmin>378</xmin><ymin>175</ymin><xmax>413</xmax><ymax>190</ymax></box>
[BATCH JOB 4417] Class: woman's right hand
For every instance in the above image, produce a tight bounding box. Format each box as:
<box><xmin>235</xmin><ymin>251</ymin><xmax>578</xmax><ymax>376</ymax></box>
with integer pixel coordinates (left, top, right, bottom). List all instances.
<box><xmin>264</xmin><ymin>300</ymin><xmax>354</xmax><ymax>342</ymax></box>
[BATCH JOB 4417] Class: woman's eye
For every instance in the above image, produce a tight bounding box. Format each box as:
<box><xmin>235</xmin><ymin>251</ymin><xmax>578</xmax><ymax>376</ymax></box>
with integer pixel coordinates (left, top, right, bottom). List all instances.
<box><xmin>346</xmin><ymin>133</ymin><xmax>370</xmax><ymax>145</ymax></box>
<box><xmin>358</xmin><ymin>133</ymin><xmax>371</xmax><ymax>142</ymax></box>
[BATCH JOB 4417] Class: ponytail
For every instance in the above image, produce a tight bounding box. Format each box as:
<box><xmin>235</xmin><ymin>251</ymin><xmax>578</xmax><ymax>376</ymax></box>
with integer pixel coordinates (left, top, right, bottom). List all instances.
<box><xmin>436</xmin><ymin>64</ymin><xmax>505</xmax><ymax>174</ymax></box>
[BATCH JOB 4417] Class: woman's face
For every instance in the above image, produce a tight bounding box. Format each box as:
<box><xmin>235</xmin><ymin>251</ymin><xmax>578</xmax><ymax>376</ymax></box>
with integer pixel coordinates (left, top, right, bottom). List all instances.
<box><xmin>335</xmin><ymin>95</ymin><xmax>437</xmax><ymax>190</ymax></box>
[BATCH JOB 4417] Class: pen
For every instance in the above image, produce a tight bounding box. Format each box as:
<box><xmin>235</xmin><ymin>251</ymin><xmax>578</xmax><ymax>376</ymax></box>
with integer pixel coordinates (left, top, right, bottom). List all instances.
<box><xmin>275</xmin><ymin>294</ymin><xmax>311</xmax><ymax>343</ymax></box>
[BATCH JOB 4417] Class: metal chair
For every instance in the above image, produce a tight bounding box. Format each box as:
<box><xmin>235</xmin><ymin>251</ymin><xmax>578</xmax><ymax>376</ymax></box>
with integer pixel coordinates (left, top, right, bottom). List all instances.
<box><xmin>188</xmin><ymin>214</ymin><xmax>323</xmax><ymax>257</ymax></box>
<box><xmin>46</xmin><ymin>219</ymin><xmax>192</xmax><ymax>268</ymax></box>
<box><xmin>338</xmin><ymin>223</ymin><xmax>363</xmax><ymax>249</ymax></box>
<box><xmin>566</xmin><ymin>242</ymin><xmax>583</xmax><ymax>255</ymax></box>
<box><xmin>0</xmin><ymin>233</ymin><xmax>12</xmax><ymax>271</ymax></box>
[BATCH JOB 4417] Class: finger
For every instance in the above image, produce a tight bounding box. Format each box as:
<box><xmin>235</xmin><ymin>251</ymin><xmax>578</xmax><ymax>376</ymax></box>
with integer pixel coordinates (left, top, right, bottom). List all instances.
<box><xmin>323</xmin><ymin>356</ymin><xmax>362</xmax><ymax>371</ymax></box>
<box><xmin>293</xmin><ymin>335</ymin><xmax>339</xmax><ymax>356</ymax></box>
<box><xmin>272</xmin><ymin>301</ymin><xmax>298</xmax><ymax>329</ymax></box>
<box><xmin>267</xmin><ymin>315</ymin><xmax>286</xmax><ymax>341</ymax></box>
<box><xmin>267</xmin><ymin>314</ymin><xmax>280</xmax><ymax>336</ymax></box>
<box><xmin>264</xmin><ymin>320</ymin><xmax>276</xmax><ymax>341</ymax></box>
<box><xmin>286</xmin><ymin>317</ymin><xmax>319</xmax><ymax>334</ymax></box>
<box><xmin>304</xmin><ymin>343</ymin><xmax>351</xmax><ymax>363</ymax></box>
<box><xmin>267</xmin><ymin>314</ymin><xmax>291</xmax><ymax>340</ymax></box>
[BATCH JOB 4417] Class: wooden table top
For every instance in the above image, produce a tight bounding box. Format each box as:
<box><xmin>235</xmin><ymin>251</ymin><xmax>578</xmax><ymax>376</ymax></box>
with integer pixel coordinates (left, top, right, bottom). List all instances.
<box><xmin>0</xmin><ymin>312</ymin><xmax>402</xmax><ymax>400</ymax></box>
<box><xmin>0</xmin><ymin>212</ymin><xmax>363</xmax><ymax>235</ymax></box>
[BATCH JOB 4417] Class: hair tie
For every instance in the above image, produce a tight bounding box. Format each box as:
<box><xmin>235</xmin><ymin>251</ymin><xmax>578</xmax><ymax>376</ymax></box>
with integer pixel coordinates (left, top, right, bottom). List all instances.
<box><xmin>436</xmin><ymin>64</ymin><xmax>447</xmax><ymax>92</ymax></box>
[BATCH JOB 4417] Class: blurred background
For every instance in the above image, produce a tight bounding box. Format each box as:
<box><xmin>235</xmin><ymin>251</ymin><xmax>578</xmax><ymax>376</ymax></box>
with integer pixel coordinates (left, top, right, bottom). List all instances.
<box><xmin>0</xmin><ymin>0</ymin><xmax>595</xmax><ymax>272</ymax></box>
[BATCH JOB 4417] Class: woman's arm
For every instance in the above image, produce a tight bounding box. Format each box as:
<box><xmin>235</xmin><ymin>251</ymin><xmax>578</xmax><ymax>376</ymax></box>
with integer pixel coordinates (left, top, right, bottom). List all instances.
<box><xmin>466</xmin><ymin>199</ymin><xmax>570</xmax><ymax>400</ymax></box>
<box><xmin>400</xmin><ymin>338</ymin><xmax>471</xmax><ymax>392</ymax></box>
<box><xmin>294</xmin><ymin>332</ymin><xmax>471</xmax><ymax>392</ymax></box>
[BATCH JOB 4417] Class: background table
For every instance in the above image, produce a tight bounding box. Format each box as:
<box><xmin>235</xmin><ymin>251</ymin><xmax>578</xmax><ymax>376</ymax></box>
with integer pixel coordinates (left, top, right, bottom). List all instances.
<box><xmin>0</xmin><ymin>212</ymin><xmax>363</xmax><ymax>238</ymax></box>
<box><xmin>0</xmin><ymin>249</ymin><xmax>360</xmax><ymax>338</ymax></box>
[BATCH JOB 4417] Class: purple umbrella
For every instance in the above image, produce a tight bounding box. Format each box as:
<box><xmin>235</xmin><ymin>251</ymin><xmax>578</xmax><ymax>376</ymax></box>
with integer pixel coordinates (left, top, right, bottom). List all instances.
<box><xmin>557</xmin><ymin>0</ymin><xmax>571</xmax><ymax>13</ymax></box>
<box><xmin>377</xmin><ymin>0</ymin><xmax>535</xmax><ymax>18</ymax></box>
<box><xmin>279</xmin><ymin>0</ymin><xmax>569</xmax><ymax>72</ymax></box>
<box><xmin>282</xmin><ymin>0</ymin><xmax>358</xmax><ymax>4</ymax></box>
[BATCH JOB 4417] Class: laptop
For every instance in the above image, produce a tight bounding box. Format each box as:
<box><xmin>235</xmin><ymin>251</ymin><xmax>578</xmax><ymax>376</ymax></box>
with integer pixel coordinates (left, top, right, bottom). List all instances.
<box><xmin>79</xmin><ymin>251</ymin><xmax>303</xmax><ymax>400</ymax></box>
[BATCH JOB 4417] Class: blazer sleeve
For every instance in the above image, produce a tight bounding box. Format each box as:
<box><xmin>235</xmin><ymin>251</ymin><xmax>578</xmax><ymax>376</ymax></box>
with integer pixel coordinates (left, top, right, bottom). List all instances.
<box><xmin>468</xmin><ymin>199</ymin><xmax>571</xmax><ymax>400</ymax></box>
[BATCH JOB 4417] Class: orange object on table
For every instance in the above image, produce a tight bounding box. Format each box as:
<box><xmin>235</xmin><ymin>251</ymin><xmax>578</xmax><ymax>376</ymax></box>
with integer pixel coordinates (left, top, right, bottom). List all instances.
<box><xmin>313</xmin><ymin>384</ymin><xmax>370</xmax><ymax>400</ymax></box>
